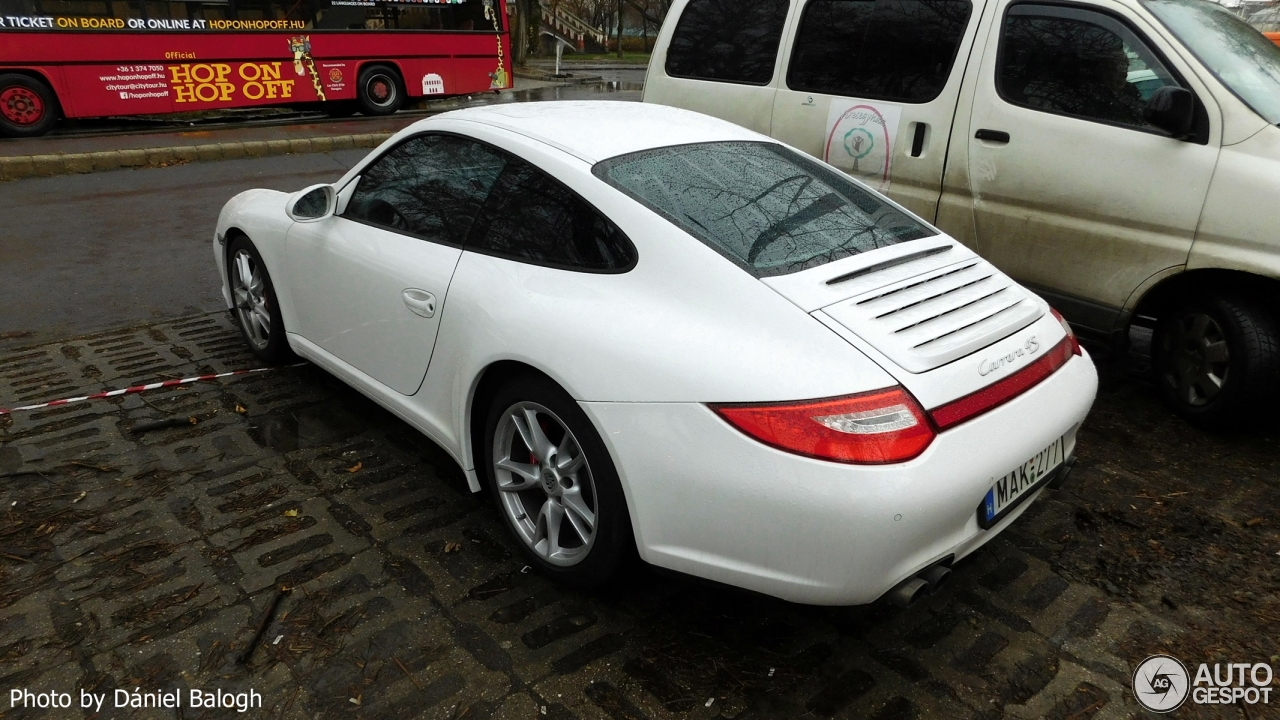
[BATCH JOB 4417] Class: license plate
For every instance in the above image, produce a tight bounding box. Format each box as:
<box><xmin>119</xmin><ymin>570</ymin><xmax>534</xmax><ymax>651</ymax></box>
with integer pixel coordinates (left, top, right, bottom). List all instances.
<box><xmin>978</xmin><ymin>437</ymin><xmax>1066</xmax><ymax>529</ymax></box>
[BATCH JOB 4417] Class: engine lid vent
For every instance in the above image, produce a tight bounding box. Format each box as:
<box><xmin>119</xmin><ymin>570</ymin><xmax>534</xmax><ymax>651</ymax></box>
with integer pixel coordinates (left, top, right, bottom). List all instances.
<box><xmin>821</xmin><ymin>258</ymin><xmax>1044</xmax><ymax>374</ymax></box>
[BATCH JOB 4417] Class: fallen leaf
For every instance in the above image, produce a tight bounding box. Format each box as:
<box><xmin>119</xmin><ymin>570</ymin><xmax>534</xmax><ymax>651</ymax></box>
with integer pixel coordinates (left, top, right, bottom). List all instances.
<box><xmin>346</xmin><ymin>462</ymin><xmax>363</xmax><ymax>474</ymax></box>
<box><xmin>234</xmin><ymin>404</ymin><xmax>248</xmax><ymax>414</ymax></box>
<box><xmin>284</xmin><ymin>509</ymin><xmax>298</xmax><ymax>517</ymax></box>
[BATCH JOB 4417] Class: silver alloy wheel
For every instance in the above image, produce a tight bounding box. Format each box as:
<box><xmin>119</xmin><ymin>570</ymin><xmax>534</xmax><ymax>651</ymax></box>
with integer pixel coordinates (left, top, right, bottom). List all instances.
<box><xmin>231</xmin><ymin>249</ymin><xmax>271</xmax><ymax>351</ymax></box>
<box><xmin>1165</xmin><ymin>311</ymin><xmax>1230</xmax><ymax>406</ymax></box>
<box><xmin>492</xmin><ymin>401</ymin><xmax>597</xmax><ymax>567</ymax></box>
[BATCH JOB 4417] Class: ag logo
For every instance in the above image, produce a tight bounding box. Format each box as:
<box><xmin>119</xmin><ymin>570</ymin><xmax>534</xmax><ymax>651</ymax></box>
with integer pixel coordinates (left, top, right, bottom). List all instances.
<box><xmin>1133</xmin><ymin>654</ymin><xmax>1190</xmax><ymax>712</ymax></box>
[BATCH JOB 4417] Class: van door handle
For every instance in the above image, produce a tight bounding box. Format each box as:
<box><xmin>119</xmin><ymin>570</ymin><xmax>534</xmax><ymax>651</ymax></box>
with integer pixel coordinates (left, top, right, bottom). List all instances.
<box><xmin>975</xmin><ymin>129</ymin><xmax>1010</xmax><ymax>144</ymax></box>
<box><xmin>402</xmin><ymin>288</ymin><xmax>436</xmax><ymax>318</ymax></box>
<box><xmin>910</xmin><ymin>122</ymin><xmax>928</xmax><ymax>157</ymax></box>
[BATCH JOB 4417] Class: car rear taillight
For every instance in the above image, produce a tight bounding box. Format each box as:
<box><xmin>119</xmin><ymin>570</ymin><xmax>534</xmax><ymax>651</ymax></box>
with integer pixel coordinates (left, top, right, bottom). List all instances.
<box><xmin>930</xmin><ymin>336</ymin><xmax>1076</xmax><ymax>430</ymax></box>
<box><xmin>711</xmin><ymin>387</ymin><xmax>935</xmax><ymax>464</ymax></box>
<box><xmin>1050</xmin><ymin>307</ymin><xmax>1082</xmax><ymax>356</ymax></box>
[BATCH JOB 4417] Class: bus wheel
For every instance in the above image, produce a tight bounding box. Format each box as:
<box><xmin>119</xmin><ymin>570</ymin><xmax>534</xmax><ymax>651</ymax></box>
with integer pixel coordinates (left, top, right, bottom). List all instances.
<box><xmin>356</xmin><ymin>65</ymin><xmax>404</xmax><ymax>116</ymax></box>
<box><xmin>0</xmin><ymin>74</ymin><xmax>57</xmax><ymax>138</ymax></box>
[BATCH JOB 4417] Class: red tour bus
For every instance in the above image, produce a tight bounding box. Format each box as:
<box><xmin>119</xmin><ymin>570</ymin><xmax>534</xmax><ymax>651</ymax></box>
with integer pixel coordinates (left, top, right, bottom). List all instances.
<box><xmin>0</xmin><ymin>0</ymin><xmax>512</xmax><ymax>137</ymax></box>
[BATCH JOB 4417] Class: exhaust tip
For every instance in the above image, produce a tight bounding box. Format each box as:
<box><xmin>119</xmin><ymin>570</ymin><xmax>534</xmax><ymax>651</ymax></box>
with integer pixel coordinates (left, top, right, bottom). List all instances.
<box><xmin>919</xmin><ymin>565</ymin><xmax>952</xmax><ymax>595</ymax></box>
<box><xmin>886</xmin><ymin>577</ymin><xmax>930</xmax><ymax>607</ymax></box>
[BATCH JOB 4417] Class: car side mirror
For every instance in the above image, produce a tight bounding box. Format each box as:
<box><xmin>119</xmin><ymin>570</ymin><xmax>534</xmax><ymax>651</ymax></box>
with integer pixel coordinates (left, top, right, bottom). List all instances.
<box><xmin>1143</xmin><ymin>86</ymin><xmax>1194</xmax><ymax>139</ymax></box>
<box><xmin>287</xmin><ymin>184</ymin><xmax>336</xmax><ymax>221</ymax></box>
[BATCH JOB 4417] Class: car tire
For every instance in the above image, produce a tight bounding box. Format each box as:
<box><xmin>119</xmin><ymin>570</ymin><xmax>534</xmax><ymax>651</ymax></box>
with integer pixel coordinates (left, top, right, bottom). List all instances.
<box><xmin>0</xmin><ymin>74</ymin><xmax>58</xmax><ymax>138</ymax></box>
<box><xmin>481</xmin><ymin>372</ymin><xmax>633</xmax><ymax>589</ymax></box>
<box><xmin>356</xmin><ymin>65</ymin><xmax>404</xmax><ymax>116</ymax></box>
<box><xmin>1151</xmin><ymin>292</ymin><xmax>1280</xmax><ymax>429</ymax></box>
<box><xmin>226</xmin><ymin>235</ymin><xmax>294</xmax><ymax>364</ymax></box>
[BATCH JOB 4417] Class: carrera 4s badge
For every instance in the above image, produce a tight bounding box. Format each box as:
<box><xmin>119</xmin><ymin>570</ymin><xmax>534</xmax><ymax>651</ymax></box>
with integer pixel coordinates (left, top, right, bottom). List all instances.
<box><xmin>979</xmin><ymin>336</ymin><xmax>1041</xmax><ymax>377</ymax></box>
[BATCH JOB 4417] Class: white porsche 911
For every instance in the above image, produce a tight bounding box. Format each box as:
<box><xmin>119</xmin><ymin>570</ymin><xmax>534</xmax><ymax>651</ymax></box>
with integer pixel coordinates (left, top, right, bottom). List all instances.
<box><xmin>214</xmin><ymin>101</ymin><xmax>1097</xmax><ymax>606</ymax></box>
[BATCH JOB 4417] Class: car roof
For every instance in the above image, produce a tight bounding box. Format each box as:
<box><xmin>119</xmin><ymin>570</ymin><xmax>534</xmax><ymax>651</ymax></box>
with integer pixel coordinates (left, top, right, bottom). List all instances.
<box><xmin>428</xmin><ymin>101</ymin><xmax>767</xmax><ymax>163</ymax></box>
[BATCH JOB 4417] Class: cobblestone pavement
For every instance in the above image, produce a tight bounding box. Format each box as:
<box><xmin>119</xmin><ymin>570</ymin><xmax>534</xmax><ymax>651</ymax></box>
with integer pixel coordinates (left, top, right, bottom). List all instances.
<box><xmin>0</xmin><ymin>314</ymin><xmax>1275</xmax><ymax>719</ymax></box>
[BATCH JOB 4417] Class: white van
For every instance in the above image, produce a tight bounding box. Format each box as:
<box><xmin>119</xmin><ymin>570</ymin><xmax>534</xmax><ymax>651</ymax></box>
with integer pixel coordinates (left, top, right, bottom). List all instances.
<box><xmin>644</xmin><ymin>0</ymin><xmax>1280</xmax><ymax>429</ymax></box>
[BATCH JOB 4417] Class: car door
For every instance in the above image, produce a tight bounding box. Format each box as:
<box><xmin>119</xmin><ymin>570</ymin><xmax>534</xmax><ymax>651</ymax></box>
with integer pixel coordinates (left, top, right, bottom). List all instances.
<box><xmin>770</xmin><ymin>0</ymin><xmax>984</xmax><ymax>222</ymax></box>
<box><xmin>966</xmin><ymin>1</ymin><xmax>1220</xmax><ymax>333</ymax></box>
<box><xmin>645</xmin><ymin>0</ymin><xmax>791</xmax><ymax>134</ymax></box>
<box><xmin>284</xmin><ymin>133</ymin><xmax>507</xmax><ymax>394</ymax></box>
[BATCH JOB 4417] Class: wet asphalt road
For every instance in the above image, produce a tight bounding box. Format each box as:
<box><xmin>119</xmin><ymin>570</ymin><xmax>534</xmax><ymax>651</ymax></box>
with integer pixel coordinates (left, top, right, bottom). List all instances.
<box><xmin>0</xmin><ymin>150</ymin><xmax>369</xmax><ymax>351</ymax></box>
<box><xmin>0</xmin><ymin>76</ymin><xmax>643</xmax><ymax>352</ymax></box>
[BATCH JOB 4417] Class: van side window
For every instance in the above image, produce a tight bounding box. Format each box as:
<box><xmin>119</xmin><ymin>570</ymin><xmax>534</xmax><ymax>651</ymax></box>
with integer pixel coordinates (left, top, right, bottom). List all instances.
<box><xmin>665</xmin><ymin>0</ymin><xmax>790</xmax><ymax>85</ymax></box>
<box><xmin>788</xmin><ymin>0</ymin><xmax>973</xmax><ymax>103</ymax></box>
<box><xmin>998</xmin><ymin>5</ymin><xmax>1182</xmax><ymax>129</ymax></box>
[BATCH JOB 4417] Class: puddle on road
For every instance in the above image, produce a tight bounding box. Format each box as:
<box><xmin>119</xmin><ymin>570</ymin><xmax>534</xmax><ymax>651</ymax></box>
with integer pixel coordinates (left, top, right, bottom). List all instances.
<box><xmin>247</xmin><ymin>399</ymin><xmax>365</xmax><ymax>453</ymax></box>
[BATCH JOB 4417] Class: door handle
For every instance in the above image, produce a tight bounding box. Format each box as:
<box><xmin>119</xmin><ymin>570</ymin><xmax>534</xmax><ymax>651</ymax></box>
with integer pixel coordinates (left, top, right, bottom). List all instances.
<box><xmin>975</xmin><ymin>129</ymin><xmax>1010</xmax><ymax>144</ymax></box>
<box><xmin>402</xmin><ymin>288</ymin><xmax>436</xmax><ymax>318</ymax></box>
<box><xmin>910</xmin><ymin>122</ymin><xmax>928</xmax><ymax>157</ymax></box>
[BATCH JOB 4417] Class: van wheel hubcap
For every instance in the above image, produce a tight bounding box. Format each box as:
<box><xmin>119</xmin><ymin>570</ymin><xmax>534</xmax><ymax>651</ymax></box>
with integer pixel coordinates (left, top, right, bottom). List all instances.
<box><xmin>1164</xmin><ymin>312</ymin><xmax>1229</xmax><ymax>407</ymax></box>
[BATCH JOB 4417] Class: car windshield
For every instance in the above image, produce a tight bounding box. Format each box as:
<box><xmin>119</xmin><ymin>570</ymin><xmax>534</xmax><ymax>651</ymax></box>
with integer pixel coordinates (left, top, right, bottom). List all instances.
<box><xmin>1143</xmin><ymin>0</ymin><xmax>1280</xmax><ymax>125</ymax></box>
<box><xmin>593</xmin><ymin>141</ymin><xmax>932</xmax><ymax>278</ymax></box>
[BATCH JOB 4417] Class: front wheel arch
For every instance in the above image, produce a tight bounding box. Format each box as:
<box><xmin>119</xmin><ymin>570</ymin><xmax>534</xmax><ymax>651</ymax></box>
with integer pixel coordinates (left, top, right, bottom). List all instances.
<box><xmin>224</xmin><ymin>233</ymin><xmax>295</xmax><ymax>364</ymax></box>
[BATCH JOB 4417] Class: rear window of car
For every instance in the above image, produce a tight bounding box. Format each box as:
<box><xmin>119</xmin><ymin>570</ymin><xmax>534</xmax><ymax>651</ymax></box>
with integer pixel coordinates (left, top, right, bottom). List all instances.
<box><xmin>593</xmin><ymin>141</ymin><xmax>932</xmax><ymax>278</ymax></box>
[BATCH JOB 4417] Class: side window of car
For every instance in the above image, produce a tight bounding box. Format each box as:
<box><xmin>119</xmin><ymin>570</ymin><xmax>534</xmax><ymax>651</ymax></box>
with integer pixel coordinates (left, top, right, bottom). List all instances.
<box><xmin>664</xmin><ymin>0</ymin><xmax>791</xmax><ymax>85</ymax></box>
<box><xmin>788</xmin><ymin>0</ymin><xmax>973</xmax><ymax>103</ymax></box>
<box><xmin>998</xmin><ymin>4</ymin><xmax>1183</xmax><ymax>130</ymax></box>
<box><xmin>344</xmin><ymin>134</ymin><xmax>507</xmax><ymax>244</ymax></box>
<box><xmin>466</xmin><ymin>157</ymin><xmax>636</xmax><ymax>273</ymax></box>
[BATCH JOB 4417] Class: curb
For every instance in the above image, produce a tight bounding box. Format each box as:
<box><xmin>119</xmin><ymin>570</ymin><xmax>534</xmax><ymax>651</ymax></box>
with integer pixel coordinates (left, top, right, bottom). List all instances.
<box><xmin>0</xmin><ymin>131</ymin><xmax>395</xmax><ymax>182</ymax></box>
<box><xmin>512</xmin><ymin>68</ymin><xmax>604</xmax><ymax>84</ymax></box>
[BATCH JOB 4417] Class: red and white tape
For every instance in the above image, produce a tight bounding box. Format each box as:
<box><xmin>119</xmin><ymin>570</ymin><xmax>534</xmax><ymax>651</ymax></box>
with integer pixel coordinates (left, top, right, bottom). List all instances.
<box><xmin>0</xmin><ymin>366</ymin><xmax>290</xmax><ymax>416</ymax></box>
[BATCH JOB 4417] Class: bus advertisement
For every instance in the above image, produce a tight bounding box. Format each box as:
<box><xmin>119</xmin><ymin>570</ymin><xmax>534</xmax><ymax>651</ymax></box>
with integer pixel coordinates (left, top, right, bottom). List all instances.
<box><xmin>0</xmin><ymin>0</ymin><xmax>511</xmax><ymax>137</ymax></box>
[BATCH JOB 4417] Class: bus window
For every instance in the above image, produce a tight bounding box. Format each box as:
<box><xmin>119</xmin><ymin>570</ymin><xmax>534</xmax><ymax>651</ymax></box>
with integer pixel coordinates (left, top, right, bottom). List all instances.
<box><xmin>34</xmin><ymin>0</ymin><xmax>140</xmax><ymax>17</ymax></box>
<box><xmin>303</xmin><ymin>0</ymin><xmax>497</xmax><ymax>31</ymax></box>
<box><xmin>144</xmin><ymin>0</ymin><xmax>230</xmax><ymax>22</ymax></box>
<box><xmin>313</xmin><ymin>1</ymin><xmax>367</xmax><ymax>29</ymax></box>
<box><xmin>233</xmin><ymin>0</ymin><xmax>313</xmax><ymax>23</ymax></box>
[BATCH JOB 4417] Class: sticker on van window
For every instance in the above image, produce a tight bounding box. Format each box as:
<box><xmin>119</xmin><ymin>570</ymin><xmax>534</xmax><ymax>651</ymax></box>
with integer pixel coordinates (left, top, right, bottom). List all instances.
<box><xmin>824</xmin><ymin>101</ymin><xmax>901</xmax><ymax>192</ymax></box>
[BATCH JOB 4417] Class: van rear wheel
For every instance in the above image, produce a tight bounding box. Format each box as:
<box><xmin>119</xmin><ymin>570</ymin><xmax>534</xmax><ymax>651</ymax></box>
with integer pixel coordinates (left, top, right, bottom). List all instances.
<box><xmin>0</xmin><ymin>74</ymin><xmax>57</xmax><ymax>138</ymax></box>
<box><xmin>1152</xmin><ymin>292</ymin><xmax>1279</xmax><ymax>429</ymax></box>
